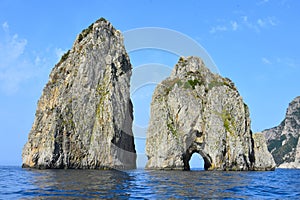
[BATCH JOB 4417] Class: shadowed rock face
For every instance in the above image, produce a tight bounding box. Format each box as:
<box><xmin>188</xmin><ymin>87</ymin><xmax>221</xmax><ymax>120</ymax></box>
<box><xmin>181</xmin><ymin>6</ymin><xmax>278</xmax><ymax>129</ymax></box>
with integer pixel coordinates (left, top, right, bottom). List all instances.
<box><xmin>263</xmin><ymin>96</ymin><xmax>300</xmax><ymax>169</ymax></box>
<box><xmin>146</xmin><ymin>56</ymin><xmax>275</xmax><ymax>171</ymax></box>
<box><xmin>22</xmin><ymin>18</ymin><xmax>136</xmax><ymax>169</ymax></box>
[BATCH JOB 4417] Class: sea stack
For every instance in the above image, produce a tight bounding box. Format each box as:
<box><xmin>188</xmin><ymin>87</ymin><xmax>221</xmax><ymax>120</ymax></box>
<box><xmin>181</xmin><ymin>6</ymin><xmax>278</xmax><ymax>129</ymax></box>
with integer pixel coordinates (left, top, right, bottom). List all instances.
<box><xmin>22</xmin><ymin>18</ymin><xmax>136</xmax><ymax>169</ymax></box>
<box><xmin>263</xmin><ymin>96</ymin><xmax>300</xmax><ymax>169</ymax></box>
<box><xmin>146</xmin><ymin>56</ymin><xmax>275</xmax><ymax>171</ymax></box>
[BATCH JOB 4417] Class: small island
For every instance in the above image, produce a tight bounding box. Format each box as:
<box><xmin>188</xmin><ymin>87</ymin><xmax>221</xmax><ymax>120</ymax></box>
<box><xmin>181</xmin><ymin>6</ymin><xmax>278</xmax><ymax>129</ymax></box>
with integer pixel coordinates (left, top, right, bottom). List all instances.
<box><xmin>146</xmin><ymin>56</ymin><xmax>275</xmax><ymax>171</ymax></box>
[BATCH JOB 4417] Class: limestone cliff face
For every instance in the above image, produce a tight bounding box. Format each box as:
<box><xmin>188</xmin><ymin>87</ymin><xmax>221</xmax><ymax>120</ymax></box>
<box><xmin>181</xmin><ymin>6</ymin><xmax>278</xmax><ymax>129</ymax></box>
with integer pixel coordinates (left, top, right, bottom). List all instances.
<box><xmin>263</xmin><ymin>96</ymin><xmax>300</xmax><ymax>168</ymax></box>
<box><xmin>252</xmin><ymin>133</ymin><xmax>276</xmax><ymax>170</ymax></box>
<box><xmin>22</xmin><ymin>18</ymin><xmax>136</xmax><ymax>169</ymax></box>
<box><xmin>146</xmin><ymin>56</ymin><xmax>275</xmax><ymax>171</ymax></box>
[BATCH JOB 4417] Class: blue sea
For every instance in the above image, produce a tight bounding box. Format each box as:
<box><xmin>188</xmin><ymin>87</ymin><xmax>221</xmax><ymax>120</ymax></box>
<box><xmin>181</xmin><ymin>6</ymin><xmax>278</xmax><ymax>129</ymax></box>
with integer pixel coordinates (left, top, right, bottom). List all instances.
<box><xmin>0</xmin><ymin>166</ymin><xmax>299</xmax><ymax>199</ymax></box>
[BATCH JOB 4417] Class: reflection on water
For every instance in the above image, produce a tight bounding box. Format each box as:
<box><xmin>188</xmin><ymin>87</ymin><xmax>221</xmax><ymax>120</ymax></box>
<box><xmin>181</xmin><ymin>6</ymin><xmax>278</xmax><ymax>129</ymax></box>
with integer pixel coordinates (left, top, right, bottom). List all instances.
<box><xmin>25</xmin><ymin>169</ymin><xmax>134</xmax><ymax>199</ymax></box>
<box><xmin>0</xmin><ymin>167</ymin><xmax>299</xmax><ymax>199</ymax></box>
<box><xmin>140</xmin><ymin>170</ymin><xmax>248</xmax><ymax>199</ymax></box>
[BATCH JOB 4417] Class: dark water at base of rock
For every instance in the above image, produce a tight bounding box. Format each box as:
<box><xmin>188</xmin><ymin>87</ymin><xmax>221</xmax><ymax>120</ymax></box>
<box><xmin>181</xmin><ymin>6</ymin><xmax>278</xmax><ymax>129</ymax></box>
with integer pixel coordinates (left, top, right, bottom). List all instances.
<box><xmin>0</xmin><ymin>166</ymin><xmax>299</xmax><ymax>199</ymax></box>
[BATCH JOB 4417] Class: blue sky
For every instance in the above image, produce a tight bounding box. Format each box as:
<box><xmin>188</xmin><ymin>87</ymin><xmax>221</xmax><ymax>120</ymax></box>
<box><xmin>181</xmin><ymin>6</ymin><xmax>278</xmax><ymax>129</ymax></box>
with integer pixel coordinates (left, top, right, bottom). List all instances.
<box><xmin>0</xmin><ymin>0</ymin><xmax>299</xmax><ymax>167</ymax></box>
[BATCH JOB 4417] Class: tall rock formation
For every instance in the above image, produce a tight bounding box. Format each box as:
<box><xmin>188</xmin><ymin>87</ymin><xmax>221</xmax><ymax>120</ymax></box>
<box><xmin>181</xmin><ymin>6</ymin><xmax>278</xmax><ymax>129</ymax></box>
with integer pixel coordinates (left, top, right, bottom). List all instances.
<box><xmin>263</xmin><ymin>96</ymin><xmax>300</xmax><ymax>168</ymax></box>
<box><xmin>252</xmin><ymin>133</ymin><xmax>276</xmax><ymax>170</ymax></box>
<box><xmin>146</xmin><ymin>56</ymin><xmax>275</xmax><ymax>171</ymax></box>
<box><xmin>22</xmin><ymin>18</ymin><xmax>136</xmax><ymax>169</ymax></box>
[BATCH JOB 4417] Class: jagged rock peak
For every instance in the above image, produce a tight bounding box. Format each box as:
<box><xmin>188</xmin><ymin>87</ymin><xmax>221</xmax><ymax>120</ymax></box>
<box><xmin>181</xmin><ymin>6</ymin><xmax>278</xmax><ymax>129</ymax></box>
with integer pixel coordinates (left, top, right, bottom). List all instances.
<box><xmin>263</xmin><ymin>96</ymin><xmax>300</xmax><ymax>168</ymax></box>
<box><xmin>146</xmin><ymin>56</ymin><xmax>275</xmax><ymax>171</ymax></box>
<box><xmin>171</xmin><ymin>57</ymin><xmax>208</xmax><ymax>77</ymax></box>
<box><xmin>75</xmin><ymin>17</ymin><xmax>119</xmax><ymax>44</ymax></box>
<box><xmin>22</xmin><ymin>17</ymin><xmax>136</xmax><ymax>169</ymax></box>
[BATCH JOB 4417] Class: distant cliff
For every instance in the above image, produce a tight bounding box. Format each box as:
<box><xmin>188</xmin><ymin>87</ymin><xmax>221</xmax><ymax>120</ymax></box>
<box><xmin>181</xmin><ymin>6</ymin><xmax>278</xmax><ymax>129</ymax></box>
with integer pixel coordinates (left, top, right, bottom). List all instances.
<box><xmin>146</xmin><ymin>56</ymin><xmax>275</xmax><ymax>171</ymax></box>
<box><xmin>263</xmin><ymin>96</ymin><xmax>300</xmax><ymax>168</ymax></box>
<box><xmin>22</xmin><ymin>18</ymin><xmax>136</xmax><ymax>169</ymax></box>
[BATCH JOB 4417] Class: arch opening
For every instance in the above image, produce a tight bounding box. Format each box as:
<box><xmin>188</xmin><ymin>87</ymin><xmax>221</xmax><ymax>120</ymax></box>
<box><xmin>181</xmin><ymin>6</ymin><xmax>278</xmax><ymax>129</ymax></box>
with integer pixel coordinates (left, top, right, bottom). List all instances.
<box><xmin>183</xmin><ymin>149</ymin><xmax>212</xmax><ymax>171</ymax></box>
<box><xmin>189</xmin><ymin>153</ymin><xmax>204</xmax><ymax>170</ymax></box>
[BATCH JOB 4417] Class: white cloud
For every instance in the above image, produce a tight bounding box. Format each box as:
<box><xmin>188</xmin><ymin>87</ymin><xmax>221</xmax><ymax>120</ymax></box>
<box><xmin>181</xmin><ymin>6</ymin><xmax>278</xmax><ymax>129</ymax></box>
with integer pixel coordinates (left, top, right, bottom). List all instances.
<box><xmin>262</xmin><ymin>57</ymin><xmax>298</xmax><ymax>69</ymax></box>
<box><xmin>241</xmin><ymin>15</ymin><xmax>277</xmax><ymax>32</ymax></box>
<box><xmin>277</xmin><ymin>57</ymin><xmax>298</xmax><ymax>69</ymax></box>
<box><xmin>242</xmin><ymin>15</ymin><xmax>260</xmax><ymax>32</ymax></box>
<box><xmin>0</xmin><ymin>23</ymin><xmax>27</xmax><ymax>68</ymax></box>
<box><xmin>262</xmin><ymin>57</ymin><xmax>272</xmax><ymax>65</ymax></box>
<box><xmin>257</xmin><ymin>0</ymin><xmax>270</xmax><ymax>5</ymax></box>
<box><xmin>209</xmin><ymin>25</ymin><xmax>228</xmax><ymax>34</ymax></box>
<box><xmin>209</xmin><ymin>15</ymin><xmax>277</xmax><ymax>34</ymax></box>
<box><xmin>279</xmin><ymin>0</ymin><xmax>290</xmax><ymax>8</ymax></box>
<box><xmin>0</xmin><ymin>22</ymin><xmax>50</xmax><ymax>95</ymax></box>
<box><xmin>34</xmin><ymin>56</ymin><xmax>41</xmax><ymax>66</ymax></box>
<box><xmin>231</xmin><ymin>21</ymin><xmax>238</xmax><ymax>31</ymax></box>
<box><xmin>257</xmin><ymin>19</ymin><xmax>265</xmax><ymax>27</ymax></box>
<box><xmin>268</xmin><ymin>18</ymin><xmax>277</xmax><ymax>26</ymax></box>
<box><xmin>2</xmin><ymin>22</ymin><xmax>9</xmax><ymax>32</ymax></box>
<box><xmin>257</xmin><ymin>17</ymin><xmax>277</xmax><ymax>27</ymax></box>
<box><xmin>0</xmin><ymin>22</ymin><xmax>30</xmax><ymax>94</ymax></box>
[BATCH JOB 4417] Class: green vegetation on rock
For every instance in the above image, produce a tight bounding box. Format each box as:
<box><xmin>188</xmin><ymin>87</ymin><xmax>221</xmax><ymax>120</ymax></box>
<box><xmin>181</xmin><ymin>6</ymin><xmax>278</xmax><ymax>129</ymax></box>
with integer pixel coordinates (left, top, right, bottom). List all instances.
<box><xmin>56</xmin><ymin>50</ymin><xmax>70</xmax><ymax>66</ymax></box>
<box><xmin>219</xmin><ymin>109</ymin><xmax>235</xmax><ymax>136</ymax></box>
<box><xmin>78</xmin><ymin>24</ymin><xmax>94</xmax><ymax>42</ymax></box>
<box><xmin>269</xmin><ymin>135</ymin><xmax>299</xmax><ymax>165</ymax></box>
<box><xmin>184</xmin><ymin>79</ymin><xmax>201</xmax><ymax>89</ymax></box>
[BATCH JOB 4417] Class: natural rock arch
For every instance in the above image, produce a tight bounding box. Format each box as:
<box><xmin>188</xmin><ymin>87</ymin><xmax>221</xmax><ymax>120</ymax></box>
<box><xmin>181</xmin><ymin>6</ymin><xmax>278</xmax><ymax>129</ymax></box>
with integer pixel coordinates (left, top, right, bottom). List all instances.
<box><xmin>183</xmin><ymin>150</ymin><xmax>211</xmax><ymax>171</ymax></box>
<box><xmin>145</xmin><ymin>56</ymin><xmax>276</xmax><ymax>171</ymax></box>
<box><xmin>182</xmin><ymin>130</ymin><xmax>211</xmax><ymax>170</ymax></box>
<box><xmin>187</xmin><ymin>152</ymin><xmax>205</xmax><ymax>170</ymax></box>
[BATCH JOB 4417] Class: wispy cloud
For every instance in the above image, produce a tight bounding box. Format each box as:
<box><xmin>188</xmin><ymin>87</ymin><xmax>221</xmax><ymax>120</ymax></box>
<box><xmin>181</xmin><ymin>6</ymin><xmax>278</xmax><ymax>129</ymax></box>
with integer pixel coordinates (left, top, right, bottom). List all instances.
<box><xmin>262</xmin><ymin>56</ymin><xmax>299</xmax><ymax>69</ymax></box>
<box><xmin>242</xmin><ymin>16</ymin><xmax>260</xmax><ymax>32</ymax></box>
<box><xmin>209</xmin><ymin>15</ymin><xmax>278</xmax><ymax>34</ymax></box>
<box><xmin>262</xmin><ymin>57</ymin><xmax>272</xmax><ymax>65</ymax></box>
<box><xmin>209</xmin><ymin>21</ymin><xmax>238</xmax><ymax>34</ymax></box>
<box><xmin>0</xmin><ymin>22</ymin><xmax>30</xmax><ymax>94</ymax></box>
<box><xmin>257</xmin><ymin>17</ymin><xmax>277</xmax><ymax>27</ymax></box>
<box><xmin>0</xmin><ymin>22</ymin><xmax>53</xmax><ymax>95</ymax></box>
<box><xmin>231</xmin><ymin>21</ymin><xmax>238</xmax><ymax>31</ymax></box>
<box><xmin>277</xmin><ymin>57</ymin><xmax>298</xmax><ymax>69</ymax></box>
<box><xmin>209</xmin><ymin>25</ymin><xmax>228</xmax><ymax>34</ymax></box>
<box><xmin>258</xmin><ymin>0</ymin><xmax>291</xmax><ymax>8</ymax></box>
<box><xmin>0</xmin><ymin>23</ymin><xmax>27</xmax><ymax>67</ymax></box>
<box><xmin>257</xmin><ymin>0</ymin><xmax>270</xmax><ymax>5</ymax></box>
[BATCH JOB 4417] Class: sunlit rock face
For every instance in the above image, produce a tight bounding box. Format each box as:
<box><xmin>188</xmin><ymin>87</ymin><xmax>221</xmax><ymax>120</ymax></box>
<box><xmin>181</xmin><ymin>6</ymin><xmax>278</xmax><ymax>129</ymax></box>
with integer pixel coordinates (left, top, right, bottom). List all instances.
<box><xmin>22</xmin><ymin>18</ymin><xmax>136</xmax><ymax>169</ymax></box>
<box><xmin>263</xmin><ymin>96</ymin><xmax>300</xmax><ymax>169</ymax></box>
<box><xmin>146</xmin><ymin>56</ymin><xmax>275</xmax><ymax>171</ymax></box>
<box><xmin>252</xmin><ymin>133</ymin><xmax>276</xmax><ymax>170</ymax></box>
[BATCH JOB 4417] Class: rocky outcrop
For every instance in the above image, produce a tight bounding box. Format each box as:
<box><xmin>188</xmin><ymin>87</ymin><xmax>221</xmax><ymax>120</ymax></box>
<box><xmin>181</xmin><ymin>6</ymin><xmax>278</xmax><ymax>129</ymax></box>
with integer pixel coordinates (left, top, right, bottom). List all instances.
<box><xmin>22</xmin><ymin>18</ymin><xmax>136</xmax><ymax>169</ymax></box>
<box><xmin>252</xmin><ymin>133</ymin><xmax>276</xmax><ymax>170</ymax></box>
<box><xmin>263</xmin><ymin>96</ymin><xmax>300</xmax><ymax>168</ymax></box>
<box><xmin>146</xmin><ymin>56</ymin><xmax>275</xmax><ymax>171</ymax></box>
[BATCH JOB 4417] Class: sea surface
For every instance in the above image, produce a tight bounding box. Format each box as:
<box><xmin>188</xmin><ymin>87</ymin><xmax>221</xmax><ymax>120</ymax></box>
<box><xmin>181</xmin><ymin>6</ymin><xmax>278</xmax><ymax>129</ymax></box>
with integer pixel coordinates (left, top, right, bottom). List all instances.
<box><xmin>0</xmin><ymin>166</ymin><xmax>299</xmax><ymax>199</ymax></box>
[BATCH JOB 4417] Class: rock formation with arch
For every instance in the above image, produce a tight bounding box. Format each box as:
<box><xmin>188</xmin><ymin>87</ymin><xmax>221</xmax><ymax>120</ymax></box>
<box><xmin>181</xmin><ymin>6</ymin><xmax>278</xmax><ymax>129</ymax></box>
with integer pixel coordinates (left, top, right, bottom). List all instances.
<box><xmin>146</xmin><ymin>56</ymin><xmax>275</xmax><ymax>171</ymax></box>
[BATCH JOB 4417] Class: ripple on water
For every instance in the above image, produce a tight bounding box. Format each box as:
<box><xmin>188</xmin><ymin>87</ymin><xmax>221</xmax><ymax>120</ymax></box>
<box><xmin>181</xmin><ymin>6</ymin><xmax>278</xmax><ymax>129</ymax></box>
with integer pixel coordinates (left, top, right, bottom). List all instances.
<box><xmin>0</xmin><ymin>167</ymin><xmax>299</xmax><ymax>199</ymax></box>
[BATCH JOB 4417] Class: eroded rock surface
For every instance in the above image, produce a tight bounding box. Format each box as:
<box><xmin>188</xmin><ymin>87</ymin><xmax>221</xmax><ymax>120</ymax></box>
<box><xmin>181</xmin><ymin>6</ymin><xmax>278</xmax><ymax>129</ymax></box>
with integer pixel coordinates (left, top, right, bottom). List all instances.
<box><xmin>146</xmin><ymin>56</ymin><xmax>275</xmax><ymax>171</ymax></box>
<box><xmin>263</xmin><ymin>96</ymin><xmax>300</xmax><ymax>169</ymax></box>
<box><xmin>252</xmin><ymin>133</ymin><xmax>276</xmax><ymax>170</ymax></box>
<box><xmin>22</xmin><ymin>18</ymin><xmax>136</xmax><ymax>169</ymax></box>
